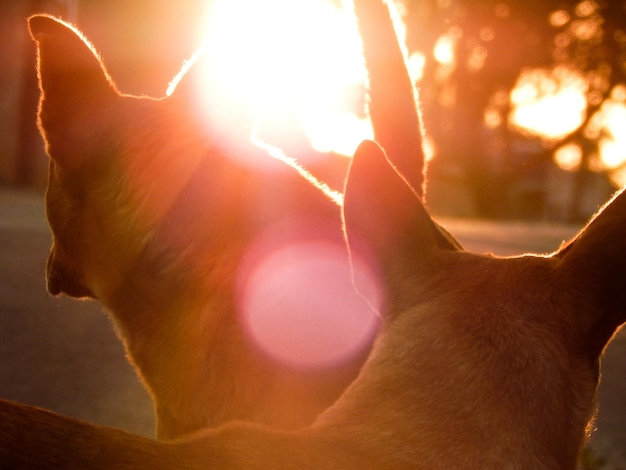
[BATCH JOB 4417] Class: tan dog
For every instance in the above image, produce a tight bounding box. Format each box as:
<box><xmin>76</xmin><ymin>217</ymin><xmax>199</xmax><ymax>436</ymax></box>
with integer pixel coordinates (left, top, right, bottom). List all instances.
<box><xmin>1</xmin><ymin>1</ymin><xmax>623</xmax><ymax>467</ymax></box>
<box><xmin>32</xmin><ymin>12</ymin><xmax>358</xmax><ymax>440</ymax></box>
<box><xmin>26</xmin><ymin>0</ymin><xmax>424</xmax><ymax>441</ymax></box>
<box><xmin>1</xmin><ymin>139</ymin><xmax>625</xmax><ymax>468</ymax></box>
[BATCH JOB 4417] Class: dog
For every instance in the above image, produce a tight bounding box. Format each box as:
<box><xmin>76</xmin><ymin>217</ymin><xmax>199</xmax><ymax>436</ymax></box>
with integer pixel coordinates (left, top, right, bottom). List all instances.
<box><xmin>2</xmin><ymin>138</ymin><xmax>625</xmax><ymax>467</ymax></box>
<box><xmin>1</xmin><ymin>1</ymin><xmax>623</xmax><ymax>467</ymax></box>
<box><xmin>24</xmin><ymin>0</ymin><xmax>424</xmax><ymax>440</ymax></box>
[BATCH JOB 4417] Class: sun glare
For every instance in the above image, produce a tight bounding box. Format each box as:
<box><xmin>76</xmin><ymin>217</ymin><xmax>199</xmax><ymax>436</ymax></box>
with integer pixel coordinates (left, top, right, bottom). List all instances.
<box><xmin>509</xmin><ymin>66</ymin><xmax>588</xmax><ymax>141</ymax></box>
<box><xmin>583</xmin><ymin>85</ymin><xmax>626</xmax><ymax>184</ymax></box>
<box><xmin>194</xmin><ymin>0</ymin><xmax>373</xmax><ymax>157</ymax></box>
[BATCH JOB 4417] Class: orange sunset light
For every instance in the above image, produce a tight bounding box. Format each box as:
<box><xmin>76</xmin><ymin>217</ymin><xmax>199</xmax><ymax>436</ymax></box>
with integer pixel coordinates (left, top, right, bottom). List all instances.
<box><xmin>185</xmin><ymin>1</ymin><xmax>626</xmax><ymax>186</ymax></box>
<box><xmin>509</xmin><ymin>66</ymin><xmax>588</xmax><ymax>141</ymax></box>
<box><xmin>194</xmin><ymin>0</ymin><xmax>373</xmax><ymax>157</ymax></box>
<box><xmin>509</xmin><ymin>67</ymin><xmax>626</xmax><ymax>185</ymax></box>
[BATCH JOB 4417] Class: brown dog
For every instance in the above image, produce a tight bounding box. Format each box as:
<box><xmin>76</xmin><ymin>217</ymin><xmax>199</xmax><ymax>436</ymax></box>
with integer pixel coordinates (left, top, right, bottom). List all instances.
<box><xmin>1</xmin><ymin>1</ymin><xmax>623</xmax><ymax>467</ymax></box>
<box><xmin>1</xmin><ymin>139</ymin><xmax>625</xmax><ymax>468</ymax></box>
<box><xmin>25</xmin><ymin>0</ymin><xmax>424</xmax><ymax>441</ymax></box>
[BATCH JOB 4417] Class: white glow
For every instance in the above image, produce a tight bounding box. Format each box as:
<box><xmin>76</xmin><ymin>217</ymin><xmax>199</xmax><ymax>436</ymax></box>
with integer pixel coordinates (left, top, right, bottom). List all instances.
<box><xmin>194</xmin><ymin>0</ymin><xmax>372</xmax><ymax>156</ymax></box>
<box><xmin>509</xmin><ymin>67</ymin><xmax>588</xmax><ymax>140</ymax></box>
<box><xmin>434</xmin><ymin>34</ymin><xmax>455</xmax><ymax>65</ymax></box>
<box><xmin>585</xmin><ymin>88</ymin><xmax>626</xmax><ymax>183</ymax></box>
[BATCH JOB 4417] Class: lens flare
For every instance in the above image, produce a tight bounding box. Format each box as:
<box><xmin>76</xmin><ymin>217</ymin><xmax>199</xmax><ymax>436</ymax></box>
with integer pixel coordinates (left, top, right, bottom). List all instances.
<box><xmin>237</xmin><ymin>219</ymin><xmax>382</xmax><ymax>369</ymax></box>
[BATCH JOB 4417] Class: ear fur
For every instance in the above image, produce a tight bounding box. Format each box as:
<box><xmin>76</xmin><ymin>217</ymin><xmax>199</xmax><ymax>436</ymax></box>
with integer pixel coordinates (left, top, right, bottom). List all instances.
<box><xmin>556</xmin><ymin>187</ymin><xmax>626</xmax><ymax>350</ymax></box>
<box><xmin>28</xmin><ymin>15</ymin><xmax>120</xmax><ymax>169</ymax></box>
<box><xmin>353</xmin><ymin>0</ymin><xmax>425</xmax><ymax>197</ymax></box>
<box><xmin>343</xmin><ymin>140</ymin><xmax>442</xmax><ymax>278</ymax></box>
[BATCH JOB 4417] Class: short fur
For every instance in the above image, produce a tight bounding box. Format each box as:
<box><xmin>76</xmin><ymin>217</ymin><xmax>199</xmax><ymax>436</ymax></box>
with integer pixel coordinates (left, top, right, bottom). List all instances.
<box><xmin>2</xmin><ymin>140</ymin><xmax>625</xmax><ymax>468</ymax></box>
<box><xmin>23</xmin><ymin>0</ymin><xmax>419</xmax><ymax>440</ymax></box>
<box><xmin>1</xmin><ymin>1</ymin><xmax>624</xmax><ymax>467</ymax></box>
<box><xmin>28</xmin><ymin>13</ymin><xmax>364</xmax><ymax>440</ymax></box>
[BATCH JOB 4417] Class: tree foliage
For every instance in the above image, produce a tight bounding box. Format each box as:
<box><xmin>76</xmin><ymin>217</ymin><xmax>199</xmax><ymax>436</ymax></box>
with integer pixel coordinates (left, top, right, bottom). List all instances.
<box><xmin>401</xmin><ymin>0</ymin><xmax>626</xmax><ymax>218</ymax></box>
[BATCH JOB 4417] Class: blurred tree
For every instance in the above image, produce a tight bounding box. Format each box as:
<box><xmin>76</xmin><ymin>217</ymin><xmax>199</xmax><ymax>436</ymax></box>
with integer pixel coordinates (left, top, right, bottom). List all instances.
<box><xmin>402</xmin><ymin>0</ymin><xmax>626</xmax><ymax>220</ymax></box>
<box><xmin>16</xmin><ymin>0</ymin><xmax>625</xmax><ymax>219</ymax></box>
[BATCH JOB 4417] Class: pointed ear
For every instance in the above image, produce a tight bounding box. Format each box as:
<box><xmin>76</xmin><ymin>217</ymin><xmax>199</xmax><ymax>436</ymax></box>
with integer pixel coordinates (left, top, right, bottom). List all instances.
<box><xmin>343</xmin><ymin>140</ymin><xmax>445</xmax><ymax>279</ymax></box>
<box><xmin>352</xmin><ymin>0</ymin><xmax>426</xmax><ymax>198</ymax></box>
<box><xmin>556</xmin><ymin>188</ymin><xmax>626</xmax><ymax>353</ymax></box>
<box><xmin>28</xmin><ymin>15</ymin><xmax>119</xmax><ymax>170</ymax></box>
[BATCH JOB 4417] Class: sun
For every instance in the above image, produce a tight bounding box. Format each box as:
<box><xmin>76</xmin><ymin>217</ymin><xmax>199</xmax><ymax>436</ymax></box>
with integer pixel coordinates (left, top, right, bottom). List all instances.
<box><xmin>191</xmin><ymin>0</ymin><xmax>373</xmax><ymax>158</ymax></box>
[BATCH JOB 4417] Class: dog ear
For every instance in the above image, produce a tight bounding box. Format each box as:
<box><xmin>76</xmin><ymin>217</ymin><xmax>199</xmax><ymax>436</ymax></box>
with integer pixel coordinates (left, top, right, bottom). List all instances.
<box><xmin>353</xmin><ymin>0</ymin><xmax>425</xmax><ymax>198</ymax></box>
<box><xmin>28</xmin><ymin>15</ymin><xmax>119</xmax><ymax>170</ymax></box>
<box><xmin>343</xmin><ymin>140</ymin><xmax>443</xmax><ymax>281</ymax></box>
<box><xmin>555</xmin><ymin>188</ymin><xmax>626</xmax><ymax>355</ymax></box>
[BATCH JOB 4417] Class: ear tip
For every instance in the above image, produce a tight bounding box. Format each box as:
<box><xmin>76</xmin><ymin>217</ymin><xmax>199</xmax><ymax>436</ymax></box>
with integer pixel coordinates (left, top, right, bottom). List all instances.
<box><xmin>354</xmin><ymin>139</ymin><xmax>384</xmax><ymax>159</ymax></box>
<box><xmin>351</xmin><ymin>139</ymin><xmax>385</xmax><ymax>173</ymax></box>
<box><xmin>346</xmin><ymin>139</ymin><xmax>389</xmax><ymax>201</ymax></box>
<box><xmin>351</xmin><ymin>139</ymin><xmax>394</xmax><ymax>181</ymax></box>
<box><xmin>28</xmin><ymin>14</ymin><xmax>54</xmax><ymax>37</ymax></box>
<box><xmin>28</xmin><ymin>14</ymin><xmax>75</xmax><ymax>42</ymax></box>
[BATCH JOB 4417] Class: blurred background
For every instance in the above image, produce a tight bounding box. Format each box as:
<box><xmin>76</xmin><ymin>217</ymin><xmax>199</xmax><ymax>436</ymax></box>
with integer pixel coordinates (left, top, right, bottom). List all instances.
<box><xmin>0</xmin><ymin>0</ymin><xmax>625</xmax><ymax>468</ymax></box>
<box><xmin>2</xmin><ymin>0</ymin><xmax>626</xmax><ymax>222</ymax></box>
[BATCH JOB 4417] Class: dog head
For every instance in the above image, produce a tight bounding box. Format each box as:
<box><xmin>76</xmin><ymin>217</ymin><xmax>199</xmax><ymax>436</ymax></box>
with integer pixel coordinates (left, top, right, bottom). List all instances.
<box><xmin>29</xmin><ymin>15</ymin><xmax>343</xmax><ymax>305</ymax></box>
<box><xmin>341</xmin><ymin>140</ymin><xmax>626</xmax><ymax>467</ymax></box>
<box><xmin>28</xmin><ymin>16</ymin><xmax>379</xmax><ymax>437</ymax></box>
